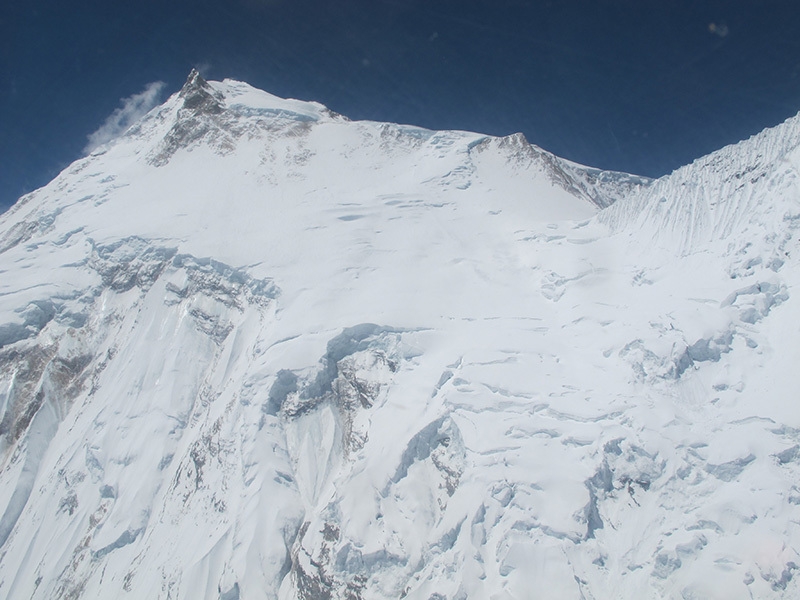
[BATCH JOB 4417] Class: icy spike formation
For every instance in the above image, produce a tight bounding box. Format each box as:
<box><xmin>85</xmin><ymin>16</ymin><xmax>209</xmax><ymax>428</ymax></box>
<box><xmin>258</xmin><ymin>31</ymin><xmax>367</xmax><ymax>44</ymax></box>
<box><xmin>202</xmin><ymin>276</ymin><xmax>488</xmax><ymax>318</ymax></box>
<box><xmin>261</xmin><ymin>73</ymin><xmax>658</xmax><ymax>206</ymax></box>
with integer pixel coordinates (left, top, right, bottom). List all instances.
<box><xmin>0</xmin><ymin>72</ymin><xmax>799</xmax><ymax>599</ymax></box>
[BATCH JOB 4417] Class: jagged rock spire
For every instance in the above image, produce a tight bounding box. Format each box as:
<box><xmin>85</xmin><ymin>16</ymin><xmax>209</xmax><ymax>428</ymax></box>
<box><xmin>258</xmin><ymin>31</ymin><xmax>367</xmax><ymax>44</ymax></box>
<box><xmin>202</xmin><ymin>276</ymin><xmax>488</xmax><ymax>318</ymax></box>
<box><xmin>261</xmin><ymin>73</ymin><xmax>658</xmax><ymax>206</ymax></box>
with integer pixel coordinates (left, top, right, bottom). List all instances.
<box><xmin>178</xmin><ymin>68</ymin><xmax>223</xmax><ymax>114</ymax></box>
<box><xmin>182</xmin><ymin>68</ymin><xmax>206</xmax><ymax>90</ymax></box>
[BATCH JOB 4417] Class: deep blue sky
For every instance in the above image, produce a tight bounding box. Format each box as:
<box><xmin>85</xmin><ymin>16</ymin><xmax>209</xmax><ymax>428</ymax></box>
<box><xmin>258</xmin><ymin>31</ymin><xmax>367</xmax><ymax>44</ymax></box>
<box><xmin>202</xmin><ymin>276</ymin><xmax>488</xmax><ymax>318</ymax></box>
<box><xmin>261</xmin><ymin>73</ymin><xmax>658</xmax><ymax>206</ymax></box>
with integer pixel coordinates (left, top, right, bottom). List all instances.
<box><xmin>2</xmin><ymin>0</ymin><xmax>800</xmax><ymax>211</ymax></box>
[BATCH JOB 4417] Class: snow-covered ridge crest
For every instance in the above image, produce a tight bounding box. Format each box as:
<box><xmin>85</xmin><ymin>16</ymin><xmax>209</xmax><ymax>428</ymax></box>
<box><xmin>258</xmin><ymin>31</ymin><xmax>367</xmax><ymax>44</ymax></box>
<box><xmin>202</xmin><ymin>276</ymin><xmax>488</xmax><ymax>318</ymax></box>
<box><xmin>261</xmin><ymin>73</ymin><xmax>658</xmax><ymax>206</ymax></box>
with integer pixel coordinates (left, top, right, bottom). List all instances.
<box><xmin>103</xmin><ymin>69</ymin><xmax>648</xmax><ymax>212</ymax></box>
<box><xmin>600</xmin><ymin>110</ymin><xmax>800</xmax><ymax>258</ymax></box>
<box><xmin>0</xmin><ymin>72</ymin><xmax>650</xmax><ymax>279</ymax></box>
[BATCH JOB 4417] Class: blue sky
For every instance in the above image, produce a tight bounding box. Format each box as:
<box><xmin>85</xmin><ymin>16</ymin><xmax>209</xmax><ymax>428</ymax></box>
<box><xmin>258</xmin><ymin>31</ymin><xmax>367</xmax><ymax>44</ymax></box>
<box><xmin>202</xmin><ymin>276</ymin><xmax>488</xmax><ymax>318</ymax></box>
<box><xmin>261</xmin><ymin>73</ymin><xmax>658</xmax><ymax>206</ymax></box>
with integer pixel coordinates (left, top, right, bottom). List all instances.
<box><xmin>2</xmin><ymin>0</ymin><xmax>800</xmax><ymax>211</ymax></box>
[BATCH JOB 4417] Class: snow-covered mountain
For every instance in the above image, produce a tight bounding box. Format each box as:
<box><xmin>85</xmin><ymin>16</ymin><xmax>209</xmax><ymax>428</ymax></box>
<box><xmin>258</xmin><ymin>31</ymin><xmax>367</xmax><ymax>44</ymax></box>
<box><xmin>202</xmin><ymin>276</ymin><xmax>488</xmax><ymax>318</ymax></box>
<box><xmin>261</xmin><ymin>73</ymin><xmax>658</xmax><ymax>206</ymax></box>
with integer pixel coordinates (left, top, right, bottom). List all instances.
<box><xmin>0</xmin><ymin>70</ymin><xmax>798</xmax><ymax>599</ymax></box>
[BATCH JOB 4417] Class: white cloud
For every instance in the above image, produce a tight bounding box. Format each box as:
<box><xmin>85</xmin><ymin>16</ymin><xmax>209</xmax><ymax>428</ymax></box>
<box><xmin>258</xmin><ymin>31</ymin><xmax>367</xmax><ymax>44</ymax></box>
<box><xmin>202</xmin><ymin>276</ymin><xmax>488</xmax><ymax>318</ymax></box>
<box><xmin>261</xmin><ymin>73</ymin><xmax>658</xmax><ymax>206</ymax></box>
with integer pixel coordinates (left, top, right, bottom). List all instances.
<box><xmin>84</xmin><ymin>81</ymin><xmax>166</xmax><ymax>154</ymax></box>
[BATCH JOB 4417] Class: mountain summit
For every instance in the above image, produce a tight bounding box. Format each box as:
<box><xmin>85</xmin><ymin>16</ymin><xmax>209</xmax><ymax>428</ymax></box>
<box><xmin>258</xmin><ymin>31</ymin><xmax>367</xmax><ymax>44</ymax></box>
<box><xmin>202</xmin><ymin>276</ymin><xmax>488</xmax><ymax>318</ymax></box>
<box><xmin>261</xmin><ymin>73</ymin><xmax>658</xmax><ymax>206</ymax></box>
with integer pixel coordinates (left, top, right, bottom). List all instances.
<box><xmin>0</xmin><ymin>76</ymin><xmax>798</xmax><ymax>599</ymax></box>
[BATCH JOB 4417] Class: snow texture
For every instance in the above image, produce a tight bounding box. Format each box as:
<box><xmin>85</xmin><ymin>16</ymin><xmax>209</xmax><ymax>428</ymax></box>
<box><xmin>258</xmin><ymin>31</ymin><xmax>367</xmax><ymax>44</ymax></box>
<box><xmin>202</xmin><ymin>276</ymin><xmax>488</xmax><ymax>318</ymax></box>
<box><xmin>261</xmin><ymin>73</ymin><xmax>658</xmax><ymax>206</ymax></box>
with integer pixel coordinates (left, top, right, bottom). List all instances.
<box><xmin>0</xmin><ymin>70</ymin><xmax>798</xmax><ymax>599</ymax></box>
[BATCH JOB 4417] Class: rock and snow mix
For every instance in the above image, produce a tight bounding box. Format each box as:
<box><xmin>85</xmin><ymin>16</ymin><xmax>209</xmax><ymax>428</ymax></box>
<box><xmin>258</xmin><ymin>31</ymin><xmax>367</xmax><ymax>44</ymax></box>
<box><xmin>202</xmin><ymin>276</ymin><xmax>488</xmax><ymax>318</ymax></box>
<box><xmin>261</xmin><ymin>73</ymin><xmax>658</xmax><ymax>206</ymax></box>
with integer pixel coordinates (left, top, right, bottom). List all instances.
<box><xmin>0</xmin><ymin>71</ymin><xmax>798</xmax><ymax>599</ymax></box>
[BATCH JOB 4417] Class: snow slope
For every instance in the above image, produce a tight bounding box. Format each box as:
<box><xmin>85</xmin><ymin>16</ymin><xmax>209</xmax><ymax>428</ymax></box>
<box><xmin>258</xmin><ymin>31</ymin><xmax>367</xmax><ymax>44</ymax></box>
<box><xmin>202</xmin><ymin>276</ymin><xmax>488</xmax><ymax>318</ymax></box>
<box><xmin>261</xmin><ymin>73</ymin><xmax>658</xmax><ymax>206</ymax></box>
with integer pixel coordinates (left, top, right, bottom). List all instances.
<box><xmin>0</xmin><ymin>71</ymin><xmax>798</xmax><ymax>599</ymax></box>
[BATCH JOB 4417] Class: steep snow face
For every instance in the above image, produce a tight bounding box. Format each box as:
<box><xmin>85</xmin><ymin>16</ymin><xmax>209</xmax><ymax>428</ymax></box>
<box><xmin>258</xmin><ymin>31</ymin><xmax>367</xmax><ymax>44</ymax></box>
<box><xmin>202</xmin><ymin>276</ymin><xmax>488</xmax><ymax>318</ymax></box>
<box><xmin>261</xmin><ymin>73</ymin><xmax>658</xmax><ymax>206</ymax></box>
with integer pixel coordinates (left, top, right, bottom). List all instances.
<box><xmin>0</xmin><ymin>71</ymin><xmax>798</xmax><ymax>599</ymax></box>
<box><xmin>600</xmin><ymin>112</ymin><xmax>800</xmax><ymax>260</ymax></box>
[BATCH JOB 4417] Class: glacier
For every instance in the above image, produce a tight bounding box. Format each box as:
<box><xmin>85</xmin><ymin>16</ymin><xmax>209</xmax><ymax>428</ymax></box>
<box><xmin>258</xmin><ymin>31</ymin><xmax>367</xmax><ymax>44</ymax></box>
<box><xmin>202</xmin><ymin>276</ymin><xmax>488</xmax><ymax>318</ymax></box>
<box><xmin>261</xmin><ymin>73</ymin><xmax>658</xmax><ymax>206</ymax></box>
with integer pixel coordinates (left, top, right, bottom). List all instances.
<box><xmin>0</xmin><ymin>70</ymin><xmax>798</xmax><ymax>599</ymax></box>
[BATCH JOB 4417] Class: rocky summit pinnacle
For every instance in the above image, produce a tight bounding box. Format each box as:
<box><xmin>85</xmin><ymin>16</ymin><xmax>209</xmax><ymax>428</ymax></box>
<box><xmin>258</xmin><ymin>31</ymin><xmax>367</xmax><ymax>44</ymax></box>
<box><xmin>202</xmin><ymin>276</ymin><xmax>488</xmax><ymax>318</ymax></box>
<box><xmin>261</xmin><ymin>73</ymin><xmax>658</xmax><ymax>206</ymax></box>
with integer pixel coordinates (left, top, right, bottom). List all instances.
<box><xmin>178</xmin><ymin>68</ymin><xmax>224</xmax><ymax>115</ymax></box>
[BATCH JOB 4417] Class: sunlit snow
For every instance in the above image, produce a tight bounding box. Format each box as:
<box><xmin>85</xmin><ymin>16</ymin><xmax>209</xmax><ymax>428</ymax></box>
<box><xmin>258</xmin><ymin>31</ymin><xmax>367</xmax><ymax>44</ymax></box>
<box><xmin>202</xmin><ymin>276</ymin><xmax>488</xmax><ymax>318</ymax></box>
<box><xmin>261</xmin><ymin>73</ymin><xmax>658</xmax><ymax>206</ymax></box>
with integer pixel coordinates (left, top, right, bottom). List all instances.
<box><xmin>0</xmin><ymin>71</ymin><xmax>798</xmax><ymax>599</ymax></box>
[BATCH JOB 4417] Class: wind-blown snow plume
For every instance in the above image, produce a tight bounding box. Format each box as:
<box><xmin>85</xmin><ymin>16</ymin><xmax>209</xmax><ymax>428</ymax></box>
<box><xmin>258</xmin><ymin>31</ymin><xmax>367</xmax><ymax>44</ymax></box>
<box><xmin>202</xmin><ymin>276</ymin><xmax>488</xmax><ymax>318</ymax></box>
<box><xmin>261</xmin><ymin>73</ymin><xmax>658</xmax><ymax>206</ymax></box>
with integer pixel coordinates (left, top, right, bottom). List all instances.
<box><xmin>83</xmin><ymin>81</ymin><xmax>165</xmax><ymax>153</ymax></box>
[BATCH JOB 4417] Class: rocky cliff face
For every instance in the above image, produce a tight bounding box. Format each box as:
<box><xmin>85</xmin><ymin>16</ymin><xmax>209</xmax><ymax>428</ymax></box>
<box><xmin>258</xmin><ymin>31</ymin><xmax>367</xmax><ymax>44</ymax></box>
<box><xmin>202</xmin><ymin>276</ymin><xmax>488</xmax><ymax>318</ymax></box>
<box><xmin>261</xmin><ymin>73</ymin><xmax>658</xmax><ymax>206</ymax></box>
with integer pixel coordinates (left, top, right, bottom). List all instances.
<box><xmin>0</xmin><ymin>74</ymin><xmax>798</xmax><ymax>599</ymax></box>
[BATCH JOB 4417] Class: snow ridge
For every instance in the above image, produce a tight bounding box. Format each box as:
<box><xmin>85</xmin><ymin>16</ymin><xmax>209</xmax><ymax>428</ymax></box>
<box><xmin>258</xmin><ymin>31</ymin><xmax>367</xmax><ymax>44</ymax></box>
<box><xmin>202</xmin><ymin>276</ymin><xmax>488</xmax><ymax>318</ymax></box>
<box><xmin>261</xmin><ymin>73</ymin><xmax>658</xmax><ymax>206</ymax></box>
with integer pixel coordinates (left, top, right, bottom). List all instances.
<box><xmin>600</xmin><ymin>111</ymin><xmax>800</xmax><ymax>257</ymax></box>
